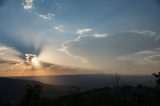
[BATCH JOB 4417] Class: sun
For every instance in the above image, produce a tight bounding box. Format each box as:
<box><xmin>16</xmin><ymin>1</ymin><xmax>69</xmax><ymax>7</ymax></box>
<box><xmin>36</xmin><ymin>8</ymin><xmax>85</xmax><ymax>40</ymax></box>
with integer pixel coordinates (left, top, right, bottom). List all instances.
<box><xmin>31</xmin><ymin>56</ymin><xmax>38</xmax><ymax>64</ymax></box>
<box><xmin>31</xmin><ymin>56</ymin><xmax>41</xmax><ymax>68</ymax></box>
<box><xmin>25</xmin><ymin>53</ymin><xmax>41</xmax><ymax>69</ymax></box>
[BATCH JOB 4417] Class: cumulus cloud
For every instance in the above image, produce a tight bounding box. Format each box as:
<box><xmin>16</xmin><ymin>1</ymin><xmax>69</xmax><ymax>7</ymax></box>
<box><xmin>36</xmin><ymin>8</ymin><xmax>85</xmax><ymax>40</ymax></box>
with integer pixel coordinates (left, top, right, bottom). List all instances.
<box><xmin>59</xmin><ymin>30</ymin><xmax>160</xmax><ymax>73</ymax></box>
<box><xmin>22</xmin><ymin>0</ymin><xmax>33</xmax><ymax>11</ymax></box>
<box><xmin>76</xmin><ymin>28</ymin><xmax>92</xmax><ymax>34</ymax></box>
<box><xmin>54</xmin><ymin>25</ymin><xmax>64</xmax><ymax>32</ymax></box>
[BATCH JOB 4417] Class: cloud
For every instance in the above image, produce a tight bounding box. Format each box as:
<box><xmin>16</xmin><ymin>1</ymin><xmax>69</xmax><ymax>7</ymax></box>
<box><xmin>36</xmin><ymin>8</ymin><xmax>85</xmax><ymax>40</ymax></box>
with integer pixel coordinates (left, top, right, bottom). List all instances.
<box><xmin>22</xmin><ymin>0</ymin><xmax>33</xmax><ymax>11</ymax></box>
<box><xmin>59</xmin><ymin>30</ymin><xmax>160</xmax><ymax>73</ymax></box>
<box><xmin>0</xmin><ymin>45</ymin><xmax>23</xmax><ymax>65</ymax></box>
<box><xmin>54</xmin><ymin>25</ymin><xmax>64</xmax><ymax>32</ymax></box>
<box><xmin>0</xmin><ymin>46</ymin><xmax>8</xmax><ymax>50</ymax></box>
<box><xmin>93</xmin><ymin>33</ymin><xmax>107</xmax><ymax>38</ymax></box>
<box><xmin>58</xmin><ymin>28</ymin><xmax>107</xmax><ymax>64</ymax></box>
<box><xmin>131</xmin><ymin>30</ymin><xmax>156</xmax><ymax>37</ymax></box>
<box><xmin>120</xmin><ymin>47</ymin><xmax>160</xmax><ymax>62</ymax></box>
<box><xmin>143</xmin><ymin>54</ymin><xmax>160</xmax><ymax>64</ymax></box>
<box><xmin>58</xmin><ymin>29</ymin><xmax>107</xmax><ymax>64</ymax></box>
<box><xmin>0</xmin><ymin>45</ymin><xmax>81</xmax><ymax>75</ymax></box>
<box><xmin>76</xmin><ymin>28</ymin><xmax>92</xmax><ymax>34</ymax></box>
<box><xmin>22</xmin><ymin>0</ymin><xmax>55</xmax><ymax>21</ymax></box>
<box><xmin>58</xmin><ymin>40</ymin><xmax>88</xmax><ymax>64</ymax></box>
<box><xmin>37</xmin><ymin>13</ymin><xmax>54</xmax><ymax>20</ymax></box>
<box><xmin>136</xmin><ymin>50</ymin><xmax>156</xmax><ymax>55</ymax></box>
<box><xmin>138</xmin><ymin>48</ymin><xmax>160</xmax><ymax>64</ymax></box>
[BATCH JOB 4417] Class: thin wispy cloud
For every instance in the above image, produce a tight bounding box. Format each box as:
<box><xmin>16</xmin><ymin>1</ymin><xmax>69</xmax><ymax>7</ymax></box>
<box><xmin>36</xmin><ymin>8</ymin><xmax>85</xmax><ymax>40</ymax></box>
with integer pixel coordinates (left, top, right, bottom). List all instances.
<box><xmin>0</xmin><ymin>45</ymin><xmax>23</xmax><ymax>64</ymax></box>
<box><xmin>22</xmin><ymin>0</ymin><xmax>55</xmax><ymax>21</ymax></box>
<box><xmin>54</xmin><ymin>25</ymin><xmax>64</xmax><ymax>32</ymax></box>
<box><xmin>93</xmin><ymin>33</ymin><xmax>107</xmax><ymax>38</ymax></box>
<box><xmin>136</xmin><ymin>50</ymin><xmax>156</xmax><ymax>55</ymax></box>
<box><xmin>59</xmin><ymin>30</ymin><xmax>160</xmax><ymax>73</ymax></box>
<box><xmin>59</xmin><ymin>28</ymin><xmax>108</xmax><ymax>64</ymax></box>
<box><xmin>139</xmin><ymin>48</ymin><xmax>160</xmax><ymax>65</ymax></box>
<box><xmin>0</xmin><ymin>46</ymin><xmax>8</xmax><ymax>51</ymax></box>
<box><xmin>76</xmin><ymin>28</ymin><xmax>92</xmax><ymax>34</ymax></box>
<box><xmin>37</xmin><ymin>13</ymin><xmax>54</xmax><ymax>20</ymax></box>
<box><xmin>128</xmin><ymin>30</ymin><xmax>156</xmax><ymax>38</ymax></box>
<box><xmin>58</xmin><ymin>40</ymin><xmax>88</xmax><ymax>64</ymax></box>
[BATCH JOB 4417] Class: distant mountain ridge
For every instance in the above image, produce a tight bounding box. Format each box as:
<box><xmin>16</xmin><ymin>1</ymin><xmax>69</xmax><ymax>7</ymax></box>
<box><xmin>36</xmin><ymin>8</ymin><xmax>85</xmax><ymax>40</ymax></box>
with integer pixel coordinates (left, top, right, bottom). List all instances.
<box><xmin>14</xmin><ymin>74</ymin><xmax>156</xmax><ymax>90</ymax></box>
<box><xmin>0</xmin><ymin>77</ymin><xmax>67</xmax><ymax>104</ymax></box>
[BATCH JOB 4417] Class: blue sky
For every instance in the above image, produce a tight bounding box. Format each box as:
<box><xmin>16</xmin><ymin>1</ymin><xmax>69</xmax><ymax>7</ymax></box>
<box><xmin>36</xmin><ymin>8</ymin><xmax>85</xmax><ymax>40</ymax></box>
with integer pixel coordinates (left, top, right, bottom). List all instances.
<box><xmin>0</xmin><ymin>0</ymin><xmax>160</xmax><ymax>75</ymax></box>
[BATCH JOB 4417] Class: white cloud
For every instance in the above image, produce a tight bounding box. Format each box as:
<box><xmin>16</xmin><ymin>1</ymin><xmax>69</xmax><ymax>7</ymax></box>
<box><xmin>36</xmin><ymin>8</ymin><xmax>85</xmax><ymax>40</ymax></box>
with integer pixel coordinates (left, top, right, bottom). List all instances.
<box><xmin>138</xmin><ymin>30</ymin><xmax>156</xmax><ymax>37</ymax></box>
<box><xmin>54</xmin><ymin>25</ymin><xmax>64</xmax><ymax>32</ymax></box>
<box><xmin>118</xmin><ymin>47</ymin><xmax>160</xmax><ymax>65</ymax></box>
<box><xmin>0</xmin><ymin>45</ymin><xmax>23</xmax><ymax>63</ymax></box>
<box><xmin>38</xmin><ymin>13</ymin><xmax>54</xmax><ymax>20</ymax></box>
<box><xmin>58</xmin><ymin>31</ymin><xmax>107</xmax><ymax>64</ymax></box>
<box><xmin>139</xmin><ymin>48</ymin><xmax>160</xmax><ymax>64</ymax></box>
<box><xmin>0</xmin><ymin>46</ymin><xmax>8</xmax><ymax>51</ymax></box>
<box><xmin>93</xmin><ymin>33</ymin><xmax>107</xmax><ymax>38</ymax></box>
<box><xmin>58</xmin><ymin>40</ymin><xmax>88</xmax><ymax>64</ymax></box>
<box><xmin>76</xmin><ymin>28</ymin><xmax>92</xmax><ymax>34</ymax></box>
<box><xmin>143</xmin><ymin>55</ymin><xmax>154</xmax><ymax>64</ymax></box>
<box><xmin>129</xmin><ymin>30</ymin><xmax>156</xmax><ymax>37</ymax></box>
<box><xmin>136</xmin><ymin>50</ymin><xmax>156</xmax><ymax>55</ymax></box>
<box><xmin>22</xmin><ymin>0</ymin><xmax>55</xmax><ymax>21</ymax></box>
<box><xmin>22</xmin><ymin>0</ymin><xmax>33</xmax><ymax>11</ymax></box>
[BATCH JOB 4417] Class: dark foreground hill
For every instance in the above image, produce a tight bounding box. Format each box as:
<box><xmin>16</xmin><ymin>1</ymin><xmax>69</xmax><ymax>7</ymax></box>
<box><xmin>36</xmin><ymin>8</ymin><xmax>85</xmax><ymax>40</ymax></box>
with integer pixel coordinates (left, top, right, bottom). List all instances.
<box><xmin>50</xmin><ymin>85</ymin><xmax>160</xmax><ymax>106</ymax></box>
<box><xmin>0</xmin><ymin>76</ymin><xmax>160</xmax><ymax>106</ymax></box>
<box><xmin>0</xmin><ymin>77</ymin><xmax>68</xmax><ymax>105</ymax></box>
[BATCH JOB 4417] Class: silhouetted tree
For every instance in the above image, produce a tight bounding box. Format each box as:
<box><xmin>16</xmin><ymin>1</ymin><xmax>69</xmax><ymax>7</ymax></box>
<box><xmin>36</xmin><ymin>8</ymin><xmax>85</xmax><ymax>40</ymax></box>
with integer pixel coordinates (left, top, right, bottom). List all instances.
<box><xmin>152</xmin><ymin>72</ymin><xmax>160</xmax><ymax>88</ymax></box>
<box><xmin>18</xmin><ymin>84</ymin><xmax>42</xmax><ymax>106</ymax></box>
<box><xmin>113</xmin><ymin>74</ymin><xmax>120</xmax><ymax>88</ymax></box>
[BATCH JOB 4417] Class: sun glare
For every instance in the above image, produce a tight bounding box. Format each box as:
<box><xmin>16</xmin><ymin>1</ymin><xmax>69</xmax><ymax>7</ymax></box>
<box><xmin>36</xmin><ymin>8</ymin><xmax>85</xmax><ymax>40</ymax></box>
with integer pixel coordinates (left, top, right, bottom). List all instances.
<box><xmin>31</xmin><ymin>56</ymin><xmax>38</xmax><ymax>64</ymax></box>
<box><xmin>31</xmin><ymin>56</ymin><xmax>41</xmax><ymax>68</ymax></box>
<box><xmin>25</xmin><ymin>53</ymin><xmax>41</xmax><ymax>69</ymax></box>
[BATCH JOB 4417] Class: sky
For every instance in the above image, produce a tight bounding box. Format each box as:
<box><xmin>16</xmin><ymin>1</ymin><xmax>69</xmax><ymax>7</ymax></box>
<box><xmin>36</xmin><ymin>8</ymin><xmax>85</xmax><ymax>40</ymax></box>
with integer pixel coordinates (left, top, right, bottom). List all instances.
<box><xmin>0</xmin><ymin>0</ymin><xmax>160</xmax><ymax>76</ymax></box>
